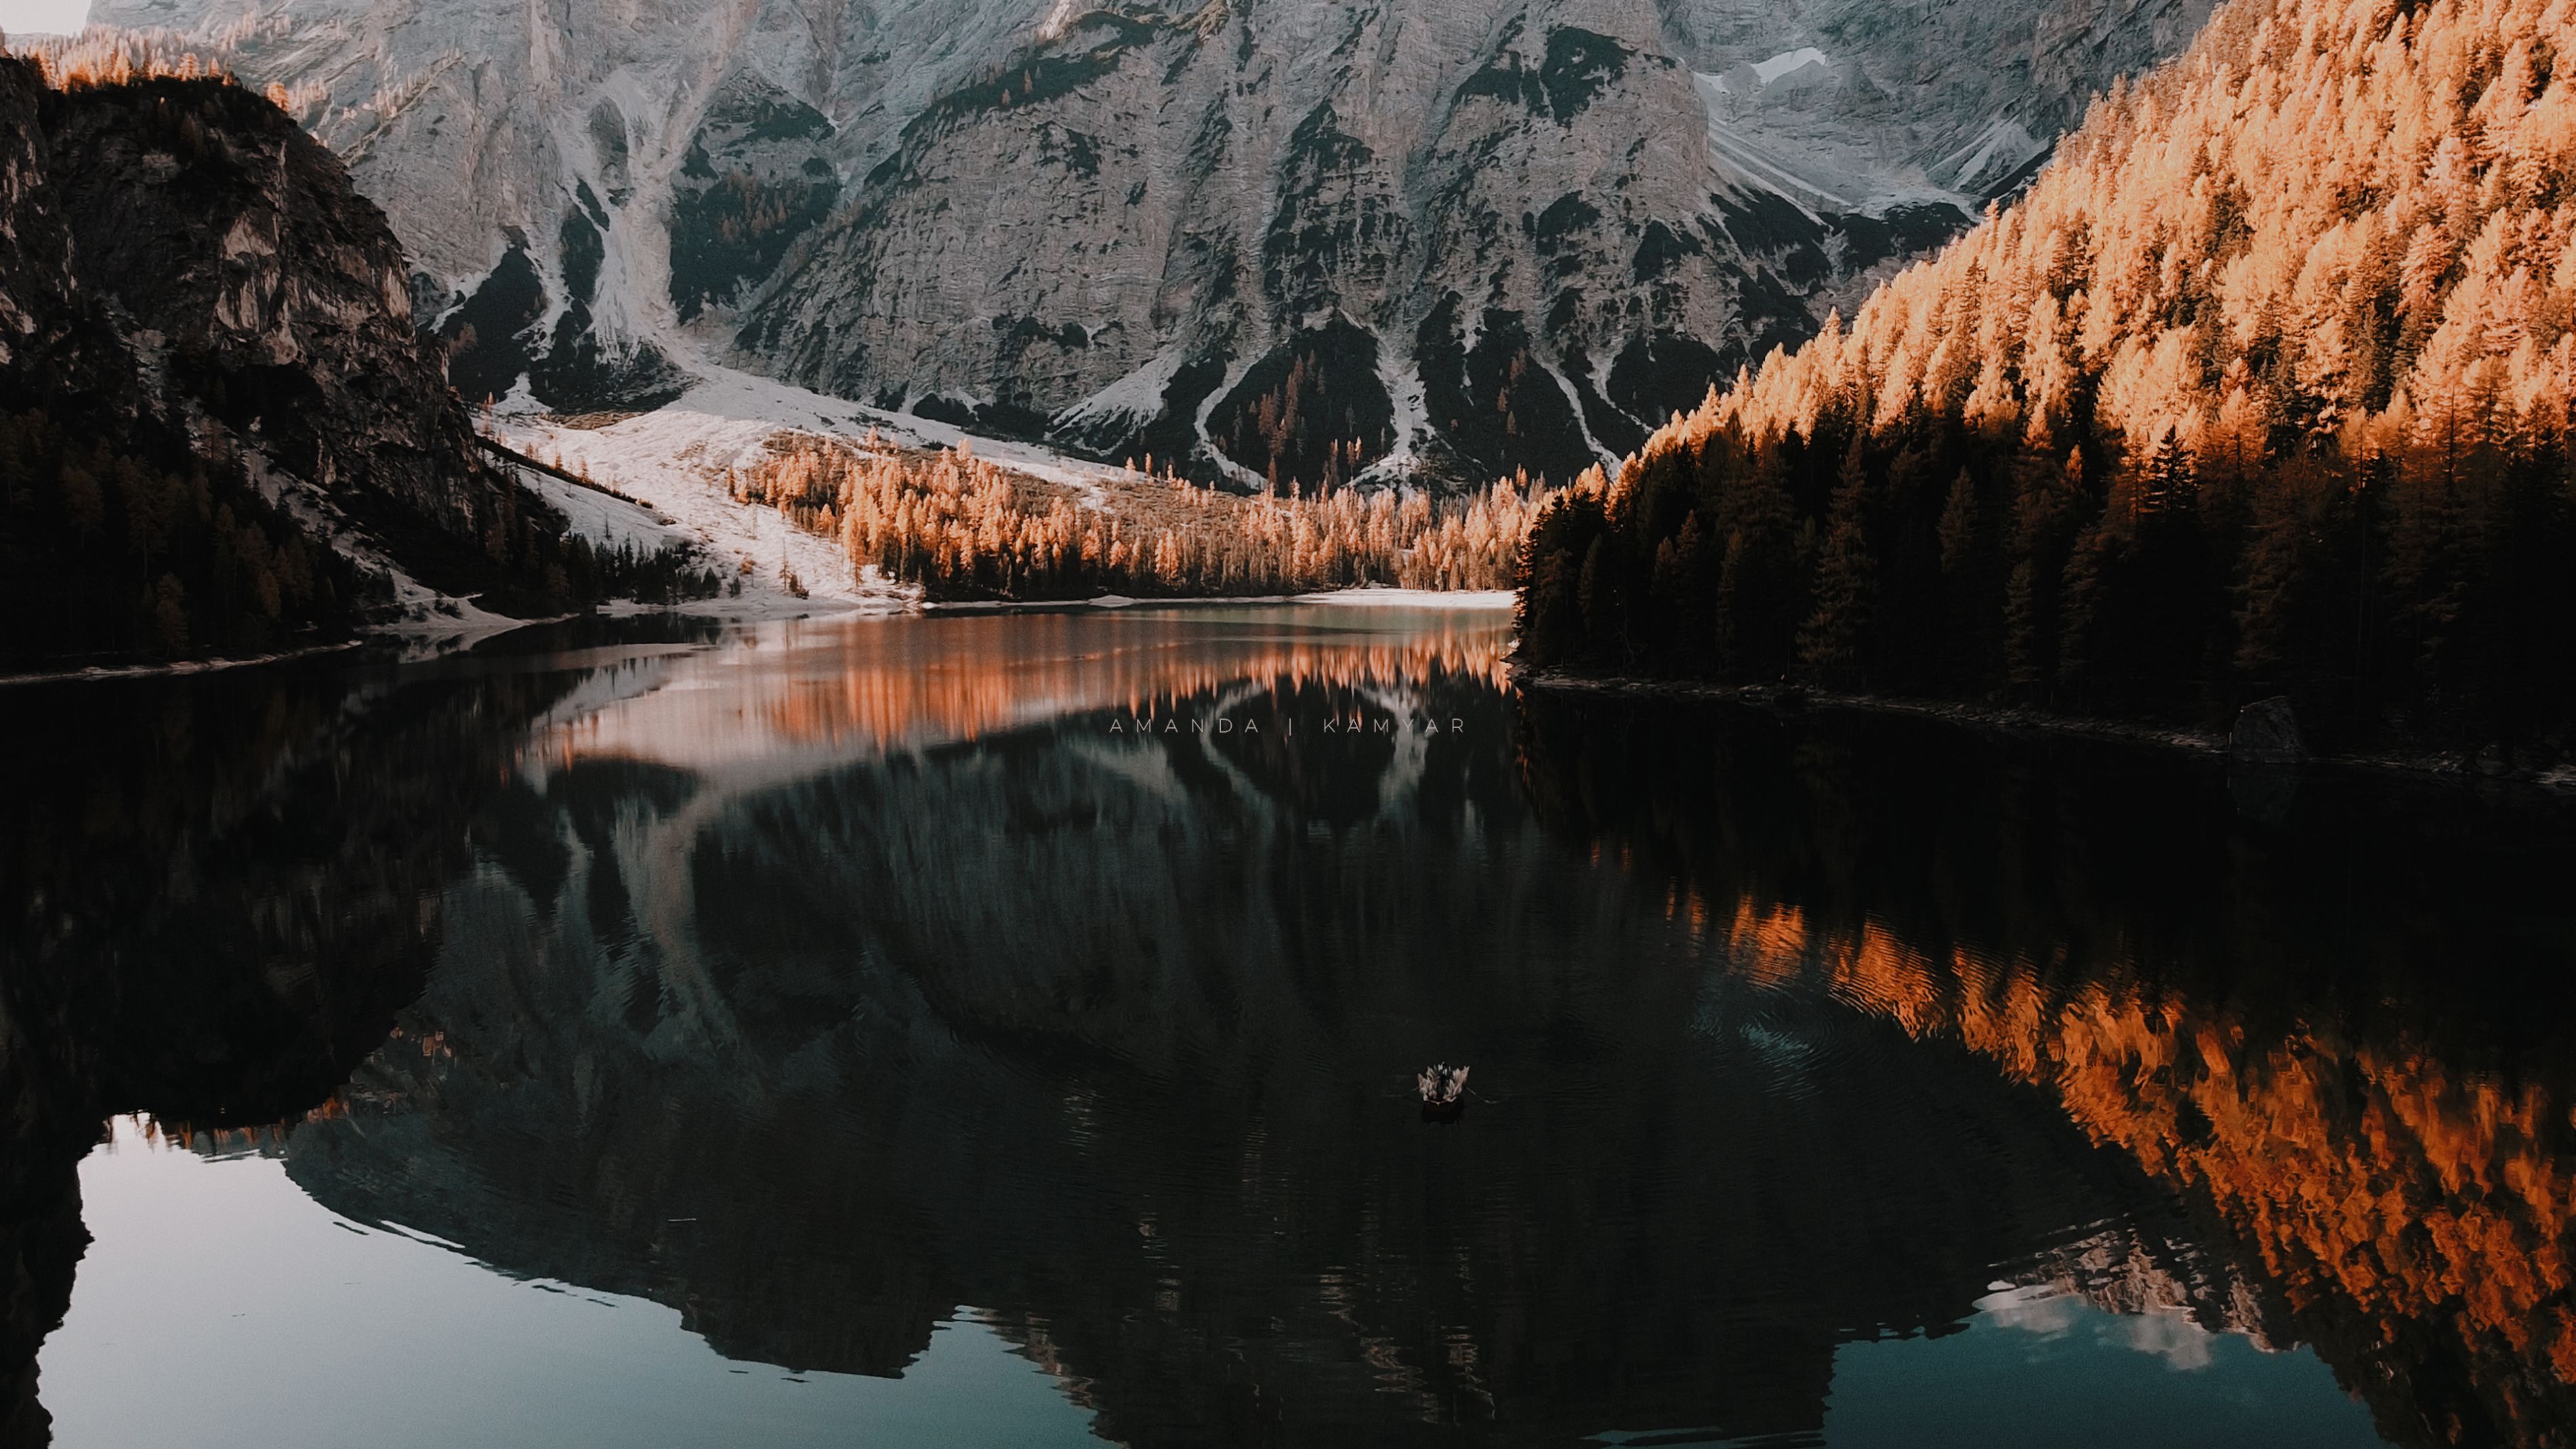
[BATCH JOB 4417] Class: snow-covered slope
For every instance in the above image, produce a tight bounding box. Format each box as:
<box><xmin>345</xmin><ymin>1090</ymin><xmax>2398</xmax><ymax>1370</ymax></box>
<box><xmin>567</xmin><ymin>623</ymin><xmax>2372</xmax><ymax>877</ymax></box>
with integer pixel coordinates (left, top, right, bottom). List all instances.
<box><xmin>488</xmin><ymin>358</ymin><xmax>1139</xmax><ymax>611</ymax></box>
<box><xmin>85</xmin><ymin>0</ymin><xmax>2214</xmax><ymax>491</ymax></box>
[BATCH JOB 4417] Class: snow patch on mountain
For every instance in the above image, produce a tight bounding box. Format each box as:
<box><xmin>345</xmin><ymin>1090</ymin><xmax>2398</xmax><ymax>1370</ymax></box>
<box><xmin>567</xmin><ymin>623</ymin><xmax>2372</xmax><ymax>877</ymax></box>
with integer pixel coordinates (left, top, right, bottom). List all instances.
<box><xmin>1050</xmin><ymin>348</ymin><xmax>1184</xmax><ymax>451</ymax></box>
<box><xmin>1369</xmin><ymin>345</ymin><xmax>1436</xmax><ymax>489</ymax></box>
<box><xmin>492</xmin><ymin>356</ymin><xmax>1151</xmax><ymax>600</ymax></box>
<box><xmin>1696</xmin><ymin>91</ymin><xmax>1856</xmax><ymax>213</ymax></box>
<box><xmin>1750</xmin><ymin>47</ymin><xmax>1831</xmax><ymax>87</ymax></box>
<box><xmin>508</xmin><ymin>469</ymin><xmax>690</xmax><ymax>556</ymax></box>
<box><xmin>492</xmin><ymin>376</ymin><xmax>906</xmax><ymax>613</ymax></box>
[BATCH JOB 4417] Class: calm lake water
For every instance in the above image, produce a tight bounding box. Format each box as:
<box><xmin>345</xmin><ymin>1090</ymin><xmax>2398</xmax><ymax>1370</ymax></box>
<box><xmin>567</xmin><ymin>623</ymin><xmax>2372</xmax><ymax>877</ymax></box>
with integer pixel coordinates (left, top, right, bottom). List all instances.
<box><xmin>5</xmin><ymin>603</ymin><xmax>2573</xmax><ymax>1448</ymax></box>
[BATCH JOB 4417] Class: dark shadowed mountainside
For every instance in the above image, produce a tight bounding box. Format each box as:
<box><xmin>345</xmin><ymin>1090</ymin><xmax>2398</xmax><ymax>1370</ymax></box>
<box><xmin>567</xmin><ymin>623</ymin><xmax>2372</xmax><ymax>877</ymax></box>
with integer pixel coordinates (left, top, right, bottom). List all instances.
<box><xmin>0</xmin><ymin>60</ymin><xmax>670</xmax><ymax>669</ymax></box>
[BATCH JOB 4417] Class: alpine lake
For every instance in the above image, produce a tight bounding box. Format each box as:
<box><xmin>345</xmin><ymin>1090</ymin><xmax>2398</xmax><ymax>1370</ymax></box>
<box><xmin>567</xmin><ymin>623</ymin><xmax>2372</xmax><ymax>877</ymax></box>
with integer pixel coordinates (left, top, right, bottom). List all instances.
<box><xmin>5</xmin><ymin>600</ymin><xmax>2572</xmax><ymax>1448</ymax></box>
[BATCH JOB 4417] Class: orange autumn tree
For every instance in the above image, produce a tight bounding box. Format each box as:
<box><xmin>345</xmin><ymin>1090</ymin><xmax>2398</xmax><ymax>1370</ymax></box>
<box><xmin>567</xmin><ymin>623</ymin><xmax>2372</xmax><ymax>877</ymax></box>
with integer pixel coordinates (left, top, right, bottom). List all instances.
<box><xmin>1522</xmin><ymin>0</ymin><xmax>2576</xmax><ymax>749</ymax></box>
<box><xmin>732</xmin><ymin>432</ymin><xmax>1565</xmax><ymax>600</ymax></box>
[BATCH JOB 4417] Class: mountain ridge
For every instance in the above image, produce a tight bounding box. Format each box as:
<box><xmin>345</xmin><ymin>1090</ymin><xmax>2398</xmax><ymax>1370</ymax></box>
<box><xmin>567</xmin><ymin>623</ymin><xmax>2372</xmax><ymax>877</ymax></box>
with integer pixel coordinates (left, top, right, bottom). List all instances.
<box><xmin>82</xmin><ymin>0</ymin><xmax>2216</xmax><ymax>491</ymax></box>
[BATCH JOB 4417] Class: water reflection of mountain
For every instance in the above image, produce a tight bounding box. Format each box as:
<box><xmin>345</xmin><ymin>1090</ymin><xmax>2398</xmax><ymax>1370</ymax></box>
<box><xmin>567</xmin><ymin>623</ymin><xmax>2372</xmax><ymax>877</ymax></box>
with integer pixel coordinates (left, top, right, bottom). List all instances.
<box><xmin>0</xmin><ymin>660</ymin><xmax>576</xmax><ymax>1447</ymax></box>
<box><xmin>283</xmin><ymin>644</ymin><xmax>2312</xmax><ymax>1447</ymax></box>
<box><xmin>20</xmin><ymin>611</ymin><xmax>2561</xmax><ymax>1447</ymax></box>
<box><xmin>1514</xmin><ymin>691</ymin><xmax>2576</xmax><ymax>1449</ymax></box>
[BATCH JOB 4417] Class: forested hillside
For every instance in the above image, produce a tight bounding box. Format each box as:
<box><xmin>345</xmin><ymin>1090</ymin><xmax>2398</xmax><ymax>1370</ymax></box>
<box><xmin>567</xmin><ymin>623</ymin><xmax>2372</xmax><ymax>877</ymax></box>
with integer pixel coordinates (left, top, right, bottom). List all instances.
<box><xmin>1520</xmin><ymin>0</ymin><xmax>2576</xmax><ymax>753</ymax></box>
<box><xmin>0</xmin><ymin>411</ymin><xmax>362</xmax><ymax>664</ymax></box>
<box><xmin>0</xmin><ymin>52</ymin><xmax>699</xmax><ymax>672</ymax></box>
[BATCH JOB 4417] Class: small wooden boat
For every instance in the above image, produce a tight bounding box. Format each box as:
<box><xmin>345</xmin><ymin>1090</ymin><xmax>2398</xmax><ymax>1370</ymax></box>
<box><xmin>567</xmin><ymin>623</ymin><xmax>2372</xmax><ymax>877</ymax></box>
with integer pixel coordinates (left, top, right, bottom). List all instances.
<box><xmin>1417</xmin><ymin>1063</ymin><xmax>1470</xmax><ymax>1120</ymax></box>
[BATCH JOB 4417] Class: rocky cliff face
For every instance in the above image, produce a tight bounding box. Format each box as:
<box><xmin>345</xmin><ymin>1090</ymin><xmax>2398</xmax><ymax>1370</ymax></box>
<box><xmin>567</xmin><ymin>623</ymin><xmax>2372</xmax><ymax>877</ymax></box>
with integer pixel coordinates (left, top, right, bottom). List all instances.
<box><xmin>41</xmin><ymin>77</ymin><xmax>549</xmax><ymax>567</ymax></box>
<box><xmin>749</xmin><ymin>0</ymin><xmax>2218</xmax><ymax>489</ymax></box>
<box><xmin>0</xmin><ymin>59</ymin><xmax>588</xmax><ymax>645</ymax></box>
<box><xmin>87</xmin><ymin>0</ymin><xmax>2214</xmax><ymax>488</ymax></box>
<box><xmin>0</xmin><ymin>62</ymin><xmax>181</xmax><ymax>441</ymax></box>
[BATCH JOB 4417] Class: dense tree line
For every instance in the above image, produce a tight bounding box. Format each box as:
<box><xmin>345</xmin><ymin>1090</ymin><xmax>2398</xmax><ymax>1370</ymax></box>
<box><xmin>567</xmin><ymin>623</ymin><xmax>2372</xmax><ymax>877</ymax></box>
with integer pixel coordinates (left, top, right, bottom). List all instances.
<box><xmin>731</xmin><ymin>434</ymin><xmax>1551</xmax><ymax>600</ymax></box>
<box><xmin>1207</xmin><ymin>322</ymin><xmax>1399</xmax><ymax>495</ymax></box>
<box><xmin>569</xmin><ymin>537</ymin><xmax>726</xmax><ymax>607</ymax></box>
<box><xmin>18</xmin><ymin>26</ymin><xmax>323</xmax><ymax>116</ymax></box>
<box><xmin>1520</xmin><ymin>0</ymin><xmax>2576</xmax><ymax>752</ymax></box>
<box><xmin>0</xmin><ymin>408</ymin><xmax>726</xmax><ymax>668</ymax></box>
<box><xmin>0</xmin><ymin>411</ymin><xmax>363</xmax><ymax>668</ymax></box>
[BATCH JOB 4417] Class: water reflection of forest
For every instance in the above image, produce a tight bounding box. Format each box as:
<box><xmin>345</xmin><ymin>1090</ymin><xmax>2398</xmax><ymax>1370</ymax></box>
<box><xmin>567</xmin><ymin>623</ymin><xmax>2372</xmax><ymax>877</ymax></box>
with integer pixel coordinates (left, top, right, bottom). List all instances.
<box><xmin>0</xmin><ymin>658</ymin><xmax>576</xmax><ymax>1445</ymax></box>
<box><xmin>1516</xmin><ymin>692</ymin><xmax>2576</xmax><ymax>1448</ymax></box>
<box><xmin>4</xmin><ymin>622</ymin><xmax>2572</xmax><ymax>1448</ymax></box>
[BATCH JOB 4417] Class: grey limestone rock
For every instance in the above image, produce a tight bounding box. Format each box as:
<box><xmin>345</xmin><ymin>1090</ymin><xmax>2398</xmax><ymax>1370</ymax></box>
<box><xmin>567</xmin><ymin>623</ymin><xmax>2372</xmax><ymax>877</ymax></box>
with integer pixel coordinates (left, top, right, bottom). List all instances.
<box><xmin>91</xmin><ymin>0</ymin><xmax>2214</xmax><ymax>484</ymax></box>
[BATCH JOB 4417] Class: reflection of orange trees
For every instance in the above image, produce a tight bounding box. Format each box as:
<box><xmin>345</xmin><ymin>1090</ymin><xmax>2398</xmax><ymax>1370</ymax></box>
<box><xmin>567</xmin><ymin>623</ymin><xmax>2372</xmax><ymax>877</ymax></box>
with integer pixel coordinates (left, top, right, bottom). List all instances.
<box><xmin>730</xmin><ymin>433</ymin><xmax>1560</xmax><ymax>600</ymax></box>
<box><xmin>1707</xmin><ymin>895</ymin><xmax>2576</xmax><ymax>1442</ymax></box>
<box><xmin>543</xmin><ymin>611</ymin><xmax>1511</xmax><ymax>768</ymax></box>
<box><xmin>753</xmin><ymin>617</ymin><xmax>1512</xmax><ymax>747</ymax></box>
<box><xmin>124</xmin><ymin>1095</ymin><xmax>350</xmax><ymax>1156</ymax></box>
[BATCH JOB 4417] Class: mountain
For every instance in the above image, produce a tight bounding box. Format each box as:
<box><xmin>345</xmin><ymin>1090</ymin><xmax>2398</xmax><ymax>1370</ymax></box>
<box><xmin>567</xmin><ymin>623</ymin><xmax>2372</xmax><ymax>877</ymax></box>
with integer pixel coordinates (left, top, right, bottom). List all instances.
<box><xmin>0</xmin><ymin>56</ymin><xmax>627</xmax><ymax>667</ymax></box>
<box><xmin>1518</xmin><ymin>0</ymin><xmax>2576</xmax><ymax>755</ymax></box>
<box><xmin>85</xmin><ymin>0</ymin><xmax>2213</xmax><ymax>489</ymax></box>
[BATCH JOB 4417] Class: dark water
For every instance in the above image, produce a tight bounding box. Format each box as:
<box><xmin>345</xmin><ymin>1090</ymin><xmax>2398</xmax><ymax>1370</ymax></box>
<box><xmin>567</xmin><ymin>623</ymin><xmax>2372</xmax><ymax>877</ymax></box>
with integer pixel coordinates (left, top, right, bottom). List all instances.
<box><xmin>4</xmin><ymin>603</ymin><xmax>2573</xmax><ymax>1449</ymax></box>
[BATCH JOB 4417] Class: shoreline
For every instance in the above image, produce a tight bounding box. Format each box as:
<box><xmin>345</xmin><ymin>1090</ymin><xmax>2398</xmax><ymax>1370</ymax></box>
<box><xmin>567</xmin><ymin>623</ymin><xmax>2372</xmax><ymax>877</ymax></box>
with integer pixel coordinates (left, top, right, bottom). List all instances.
<box><xmin>0</xmin><ymin>638</ymin><xmax>373</xmax><ymax>691</ymax></box>
<box><xmin>0</xmin><ymin>590</ymin><xmax>1509</xmax><ymax>688</ymax></box>
<box><xmin>923</xmin><ymin>587</ymin><xmax>1518</xmax><ymax>613</ymax></box>
<box><xmin>18</xmin><ymin>621</ymin><xmax>2562</xmax><ymax>799</ymax></box>
<box><xmin>1512</xmin><ymin>667</ymin><xmax>2576</xmax><ymax>796</ymax></box>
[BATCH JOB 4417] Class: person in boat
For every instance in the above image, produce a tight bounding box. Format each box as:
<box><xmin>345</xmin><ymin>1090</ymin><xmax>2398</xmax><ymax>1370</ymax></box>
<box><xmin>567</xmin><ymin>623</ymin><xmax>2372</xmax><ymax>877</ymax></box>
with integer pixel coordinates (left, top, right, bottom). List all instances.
<box><xmin>1417</xmin><ymin>1062</ymin><xmax>1469</xmax><ymax>1105</ymax></box>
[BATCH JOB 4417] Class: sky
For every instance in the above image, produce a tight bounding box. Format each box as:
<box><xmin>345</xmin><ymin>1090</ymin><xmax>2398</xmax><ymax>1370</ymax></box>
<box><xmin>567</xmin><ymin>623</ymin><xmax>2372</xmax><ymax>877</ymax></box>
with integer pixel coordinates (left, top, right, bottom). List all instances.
<box><xmin>0</xmin><ymin>0</ymin><xmax>89</xmax><ymax>37</ymax></box>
